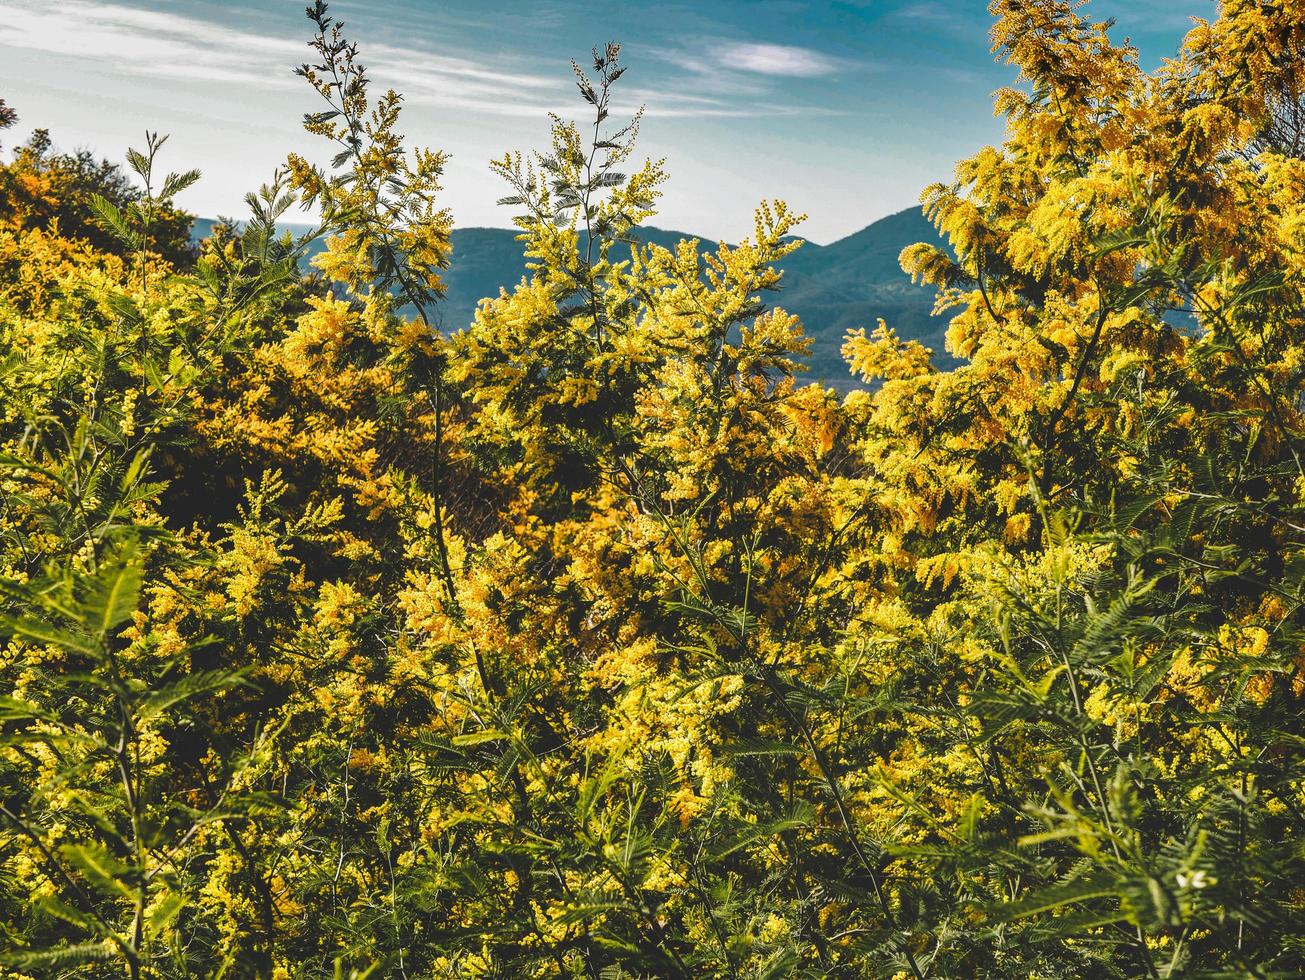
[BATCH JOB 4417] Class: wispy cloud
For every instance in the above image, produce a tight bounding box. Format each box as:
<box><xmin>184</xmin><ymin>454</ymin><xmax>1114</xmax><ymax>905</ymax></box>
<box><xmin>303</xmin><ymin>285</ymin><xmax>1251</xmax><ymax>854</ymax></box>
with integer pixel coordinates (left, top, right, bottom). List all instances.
<box><xmin>718</xmin><ymin>42</ymin><xmax>841</xmax><ymax>77</ymax></box>
<box><xmin>0</xmin><ymin>0</ymin><xmax>809</xmax><ymax>122</ymax></box>
<box><xmin>619</xmin><ymin>85</ymin><xmax>833</xmax><ymax>120</ymax></box>
<box><xmin>895</xmin><ymin>2</ymin><xmax>960</xmax><ymax>22</ymax></box>
<box><xmin>638</xmin><ymin>40</ymin><xmax>853</xmax><ymax>124</ymax></box>
<box><xmin>1094</xmin><ymin>0</ymin><xmax>1211</xmax><ymax>35</ymax></box>
<box><xmin>0</xmin><ymin>0</ymin><xmax>307</xmax><ymax>87</ymax></box>
<box><xmin>890</xmin><ymin>2</ymin><xmax>990</xmax><ymax>39</ymax></box>
<box><xmin>0</xmin><ymin>0</ymin><xmax>569</xmax><ymax>116</ymax></box>
<box><xmin>365</xmin><ymin>43</ymin><xmax>569</xmax><ymax>118</ymax></box>
<box><xmin>655</xmin><ymin>40</ymin><xmax>845</xmax><ymax>81</ymax></box>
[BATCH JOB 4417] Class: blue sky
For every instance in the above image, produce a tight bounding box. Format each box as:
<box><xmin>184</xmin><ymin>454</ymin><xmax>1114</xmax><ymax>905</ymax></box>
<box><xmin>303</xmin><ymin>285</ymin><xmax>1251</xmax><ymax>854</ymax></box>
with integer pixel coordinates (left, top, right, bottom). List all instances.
<box><xmin>1</xmin><ymin>0</ymin><xmax>1213</xmax><ymax>243</ymax></box>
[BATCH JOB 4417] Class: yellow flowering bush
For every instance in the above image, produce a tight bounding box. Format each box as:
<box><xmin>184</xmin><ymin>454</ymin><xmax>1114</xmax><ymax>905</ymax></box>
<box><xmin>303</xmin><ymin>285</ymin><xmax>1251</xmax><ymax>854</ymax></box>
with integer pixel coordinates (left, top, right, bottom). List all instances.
<box><xmin>1</xmin><ymin>1</ymin><xmax>1304</xmax><ymax>976</ymax></box>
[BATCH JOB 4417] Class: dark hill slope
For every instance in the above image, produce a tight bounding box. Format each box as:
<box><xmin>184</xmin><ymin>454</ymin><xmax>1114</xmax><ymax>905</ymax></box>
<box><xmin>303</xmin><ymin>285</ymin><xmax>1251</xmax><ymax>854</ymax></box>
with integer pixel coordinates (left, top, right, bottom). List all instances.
<box><xmin>780</xmin><ymin>207</ymin><xmax>953</xmax><ymax>380</ymax></box>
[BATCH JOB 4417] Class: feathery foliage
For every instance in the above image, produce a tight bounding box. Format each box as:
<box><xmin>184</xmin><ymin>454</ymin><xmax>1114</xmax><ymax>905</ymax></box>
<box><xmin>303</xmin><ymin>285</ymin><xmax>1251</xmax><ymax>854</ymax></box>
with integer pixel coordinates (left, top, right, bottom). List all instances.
<box><xmin>1</xmin><ymin>1</ymin><xmax>1304</xmax><ymax>975</ymax></box>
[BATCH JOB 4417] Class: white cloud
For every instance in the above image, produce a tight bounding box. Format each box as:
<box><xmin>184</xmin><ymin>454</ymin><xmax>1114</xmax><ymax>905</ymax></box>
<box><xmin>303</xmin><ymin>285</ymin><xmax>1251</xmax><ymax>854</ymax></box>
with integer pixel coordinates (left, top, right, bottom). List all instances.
<box><xmin>0</xmin><ymin>0</ymin><xmax>807</xmax><ymax>121</ymax></box>
<box><xmin>0</xmin><ymin>0</ymin><xmax>303</xmax><ymax>87</ymax></box>
<box><xmin>0</xmin><ymin>0</ymin><xmax>569</xmax><ymax>117</ymax></box>
<box><xmin>896</xmin><ymin>2</ymin><xmax>959</xmax><ymax>22</ymax></box>
<box><xmin>651</xmin><ymin>40</ymin><xmax>845</xmax><ymax>84</ymax></box>
<box><xmin>717</xmin><ymin>42</ymin><xmax>840</xmax><ymax>78</ymax></box>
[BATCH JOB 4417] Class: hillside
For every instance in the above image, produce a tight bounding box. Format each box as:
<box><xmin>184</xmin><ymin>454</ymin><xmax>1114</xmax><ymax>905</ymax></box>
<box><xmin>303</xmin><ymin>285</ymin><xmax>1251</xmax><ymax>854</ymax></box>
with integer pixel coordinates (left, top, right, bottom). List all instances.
<box><xmin>779</xmin><ymin>207</ymin><xmax>955</xmax><ymax>379</ymax></box>
<box><xmin>193</xmin><ymin>209</ymin><xmax>952</xmax><ymax>386</ymax></box>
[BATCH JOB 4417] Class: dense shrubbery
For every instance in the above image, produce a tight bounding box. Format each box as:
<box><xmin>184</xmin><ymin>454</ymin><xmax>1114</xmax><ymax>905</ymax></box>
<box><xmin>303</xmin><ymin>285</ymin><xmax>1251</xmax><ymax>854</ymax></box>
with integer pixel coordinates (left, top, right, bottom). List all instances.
<box><xmin>1</xmin><ymin>1</ymin><xmax>1304</xmax><ymax>976</ymax></box>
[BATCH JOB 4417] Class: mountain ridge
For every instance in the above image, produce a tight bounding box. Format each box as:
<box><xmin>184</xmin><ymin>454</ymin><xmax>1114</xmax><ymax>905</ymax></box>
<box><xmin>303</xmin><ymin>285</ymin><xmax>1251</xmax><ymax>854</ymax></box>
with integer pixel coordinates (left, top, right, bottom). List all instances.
<box><xmin>193</xmin><ymin>207</ymin><xmax>953</xmax><ymax>386</ymax></box>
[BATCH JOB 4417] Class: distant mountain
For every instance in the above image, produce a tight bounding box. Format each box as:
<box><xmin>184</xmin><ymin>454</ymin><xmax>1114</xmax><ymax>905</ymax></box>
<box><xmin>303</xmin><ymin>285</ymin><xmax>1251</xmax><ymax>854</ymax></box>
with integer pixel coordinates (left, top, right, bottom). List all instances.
<box><xmin>779</xmin><ymin>207</ymin><xmax>954</xmax><ymax>382</ymax></box>
<box><xmin>192</xmin><ymin>208</ymin><xmax>952</xmax><ymax>387</ymax></box>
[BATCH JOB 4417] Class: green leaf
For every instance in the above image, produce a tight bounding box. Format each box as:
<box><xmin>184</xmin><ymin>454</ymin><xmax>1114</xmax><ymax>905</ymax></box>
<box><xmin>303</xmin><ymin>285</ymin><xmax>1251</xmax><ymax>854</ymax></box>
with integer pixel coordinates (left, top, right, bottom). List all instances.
<box><xmin>1017</xmin><ymin>826</ymin><xmax>1084</xmax><ymax>847</ymax></box>
<box><xmin>87</xmin><ymin>193</ymin><xmax>140</xmax><ymax>248</ymax></box>
<box><xmin>138</xmin><ymin>669</ymin><xmax>246</xmax><ymax>718</ymax></box>
<box><xmin>145</xmin><ymin>890</ymin><xmax>186</xmax><ymax>938</ymax></box>
<box><xmin>83</xmin><ymin>556</ymin><xmax>143</xmax><ymax>637</ymax></box>
<box><xmin>450</xmin><ymin>729</ymin><xmax>508</xmax><ymax>747</ymax></box>
<box><xmin>556</xmin><ymin>897</ymin><xmax>627</xmax><ymax>926</ymax></box>
<box><xmin>959</xmin><ymin>792</ymin><xmax>985</xmax><ymax>841</ymax></box>
<box><xmin>60</xmin><ymin>842</ymin><xmax>135</xmax><ymax>899</ymax></box>
<box><xmin>993</xmin><ymin>871</ymin><xmax>1119</xmax><ymax>922</ymax></box>
<box><xmin>126</xmin><ymin>147</ymin><xmax>151</xmax><ymax>181</ymax></box>
<box><xmin>160</xmin><ymin>168</ymin><xmax>201</xmax><ymax>200</ymax></box>
<box><xmin>1</xmin><ymin>941</ymin><xmax>117</xmax><ymax>970</ymax></box>
<box><xmin>120</xmin><ymin>451</ymin><xmax>153</xmax><ymax>498</ymax></box>
<box><xmin>708</xmin><ymin>806</ymin><xmax>814</xmax><ymax>860</ymax></box>
<box><xmin>0</xmin><ymin>451</ymin><xmax>64</xmax><ymax>483</ymax></box>
<box><xmin>714</xmin><ymin>737</ymin><xmax>804</xmax><ymax>759</ymax></box>
<box><xmin>756</xmin><ymin>949</ymin><xmax>800</xmax><ymax>980</ymax></box>
<box><xmin>0</xmin><ymin>613</ymin><xmax>97</xmax><ymax>656</ymax></box>
<box><xmin>35</xmin><ymin>892</ymin><xmax>106</xmax><ymax>935</ymax></box>
<box><xmin>0</xmin><ymin>693</ymin><xmax>52</xmax><ymax>721</ymax></box>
